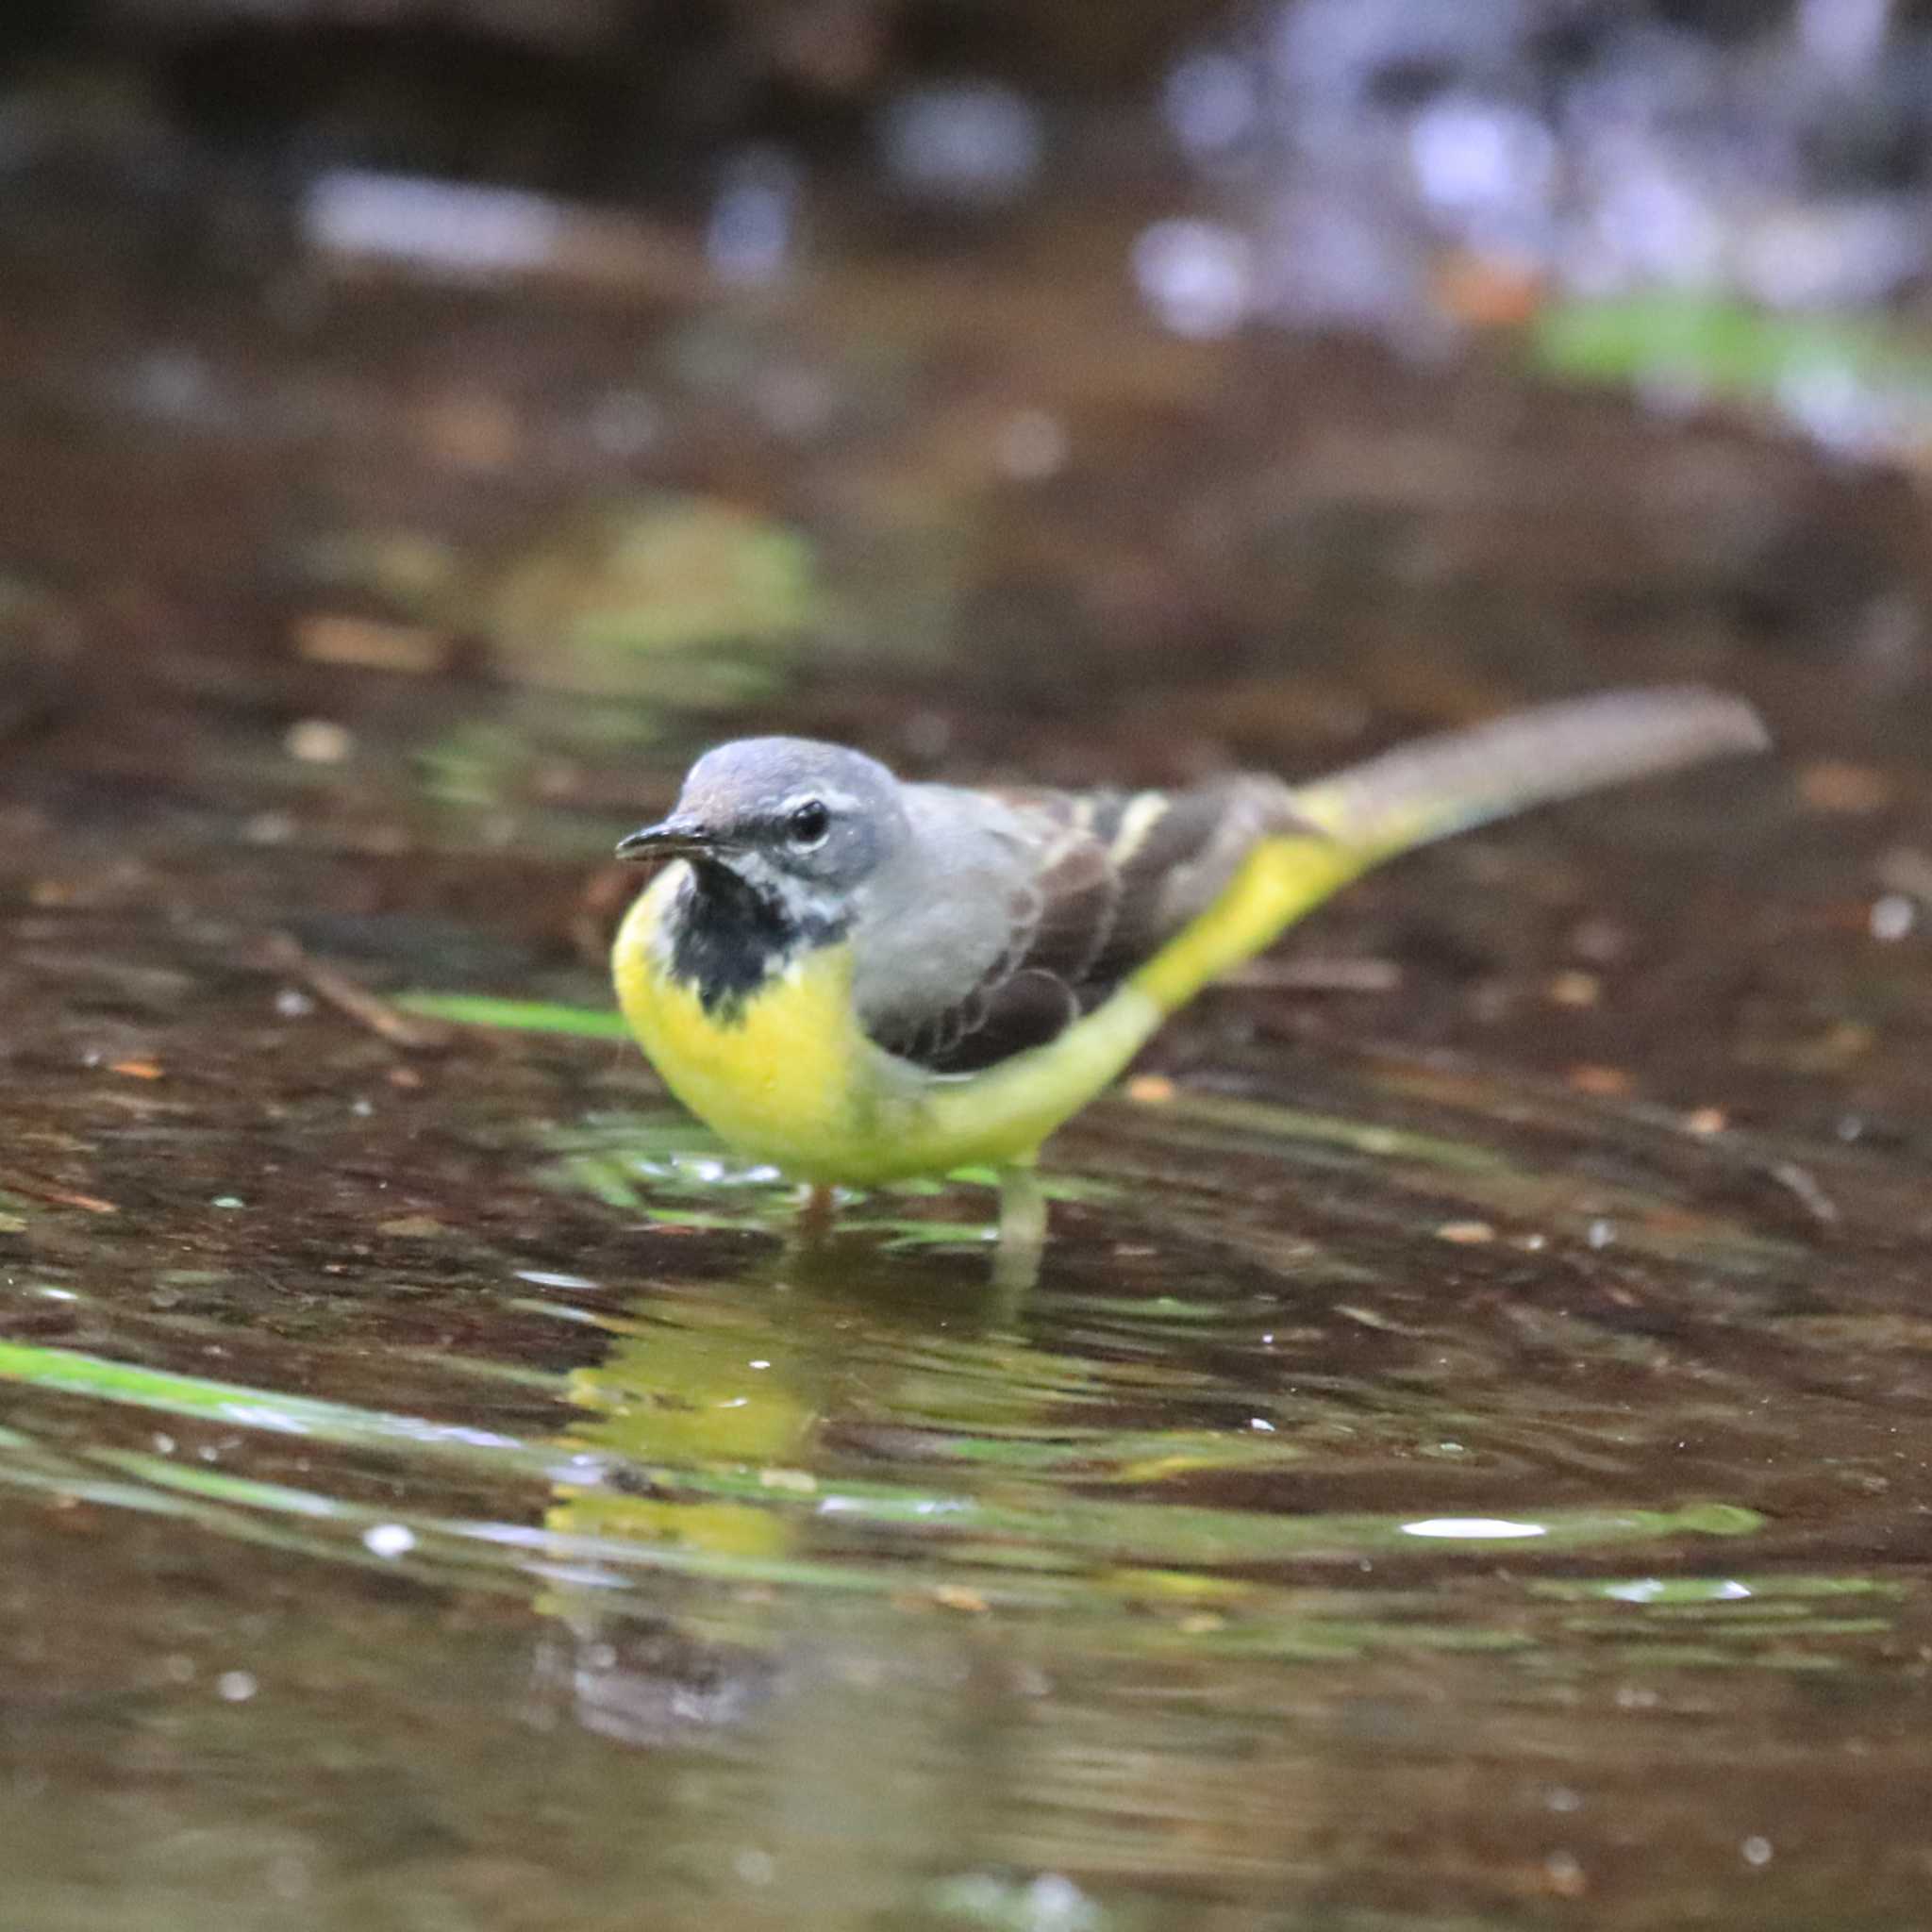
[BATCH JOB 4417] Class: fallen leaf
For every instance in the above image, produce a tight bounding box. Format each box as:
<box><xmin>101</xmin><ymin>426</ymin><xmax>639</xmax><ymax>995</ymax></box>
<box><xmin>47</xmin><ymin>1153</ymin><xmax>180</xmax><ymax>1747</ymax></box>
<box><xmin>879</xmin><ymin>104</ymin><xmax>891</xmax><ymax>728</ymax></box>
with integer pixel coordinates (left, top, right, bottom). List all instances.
<box><xmin>1799</xmin><ymin>759</ymin><xmax>1892</xmax><ymax>816</ymax></box>
<box><xmin>1547</xmin><ymin>970</ymin><xmax>1602</xmax><ymax>1008</ymax></box>
<box><xmin>1567</xmin><ymin>1063</ymin><xmax>1632</xmax><ymax>1097</ymax></box>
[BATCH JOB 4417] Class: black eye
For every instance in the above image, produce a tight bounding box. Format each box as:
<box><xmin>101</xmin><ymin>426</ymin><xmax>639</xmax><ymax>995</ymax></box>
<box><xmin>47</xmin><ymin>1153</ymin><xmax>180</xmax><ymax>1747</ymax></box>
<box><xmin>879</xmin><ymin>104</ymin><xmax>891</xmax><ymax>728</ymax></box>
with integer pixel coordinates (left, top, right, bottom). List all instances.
<box><xmin>786</xmin><ymin>799</ymin><xmax>830</xmax><ymax>847</ymax></box>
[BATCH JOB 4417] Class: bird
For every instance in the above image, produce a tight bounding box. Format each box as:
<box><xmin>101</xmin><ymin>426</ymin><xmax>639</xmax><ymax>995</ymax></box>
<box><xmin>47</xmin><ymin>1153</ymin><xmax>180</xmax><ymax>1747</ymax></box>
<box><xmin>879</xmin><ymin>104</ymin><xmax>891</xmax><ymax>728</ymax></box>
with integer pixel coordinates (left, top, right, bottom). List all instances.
<box><xmin>611</xmin><ymin>687</ymin><xmax>1767</xmax><ymax>1282</ymax></box>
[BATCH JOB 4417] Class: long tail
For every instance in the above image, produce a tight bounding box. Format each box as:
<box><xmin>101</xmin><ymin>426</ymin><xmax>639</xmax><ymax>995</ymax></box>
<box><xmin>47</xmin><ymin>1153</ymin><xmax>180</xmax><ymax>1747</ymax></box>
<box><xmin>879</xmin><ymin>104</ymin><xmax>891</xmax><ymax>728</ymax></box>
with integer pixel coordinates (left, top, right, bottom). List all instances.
<box><xmin>1291</xmin><ymin>685</ymin><xmax>1769</xmax><ymax>861</ymax></box>
<box><xmin>1130</xmin><ymin>686</ymin><xmax>1766</xmax><ymax>1015</ymax></box>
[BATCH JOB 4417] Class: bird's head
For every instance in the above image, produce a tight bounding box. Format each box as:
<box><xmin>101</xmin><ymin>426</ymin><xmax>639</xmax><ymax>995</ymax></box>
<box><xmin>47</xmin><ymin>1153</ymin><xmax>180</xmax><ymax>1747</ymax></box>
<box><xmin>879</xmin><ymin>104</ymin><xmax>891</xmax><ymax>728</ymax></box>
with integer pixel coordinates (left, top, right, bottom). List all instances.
<box><xmin>616</xmin><ymin>738</ymin><xmax>908</xmax><ymax>904</ymax></box>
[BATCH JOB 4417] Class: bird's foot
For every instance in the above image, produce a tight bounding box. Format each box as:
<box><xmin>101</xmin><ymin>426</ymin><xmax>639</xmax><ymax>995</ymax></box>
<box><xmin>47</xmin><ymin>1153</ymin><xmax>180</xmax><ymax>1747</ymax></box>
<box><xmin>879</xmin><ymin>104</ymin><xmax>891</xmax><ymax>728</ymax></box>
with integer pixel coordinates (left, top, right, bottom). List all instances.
<box><xmin>796</xmin><ymin>1183</ymin><xmax>837</xmax><ymax>1244</ymax></box>
<box><xmin>991</xmin><ymin>1163</ymin><xmax>1047</xmax><ymax>1298</ymax></box>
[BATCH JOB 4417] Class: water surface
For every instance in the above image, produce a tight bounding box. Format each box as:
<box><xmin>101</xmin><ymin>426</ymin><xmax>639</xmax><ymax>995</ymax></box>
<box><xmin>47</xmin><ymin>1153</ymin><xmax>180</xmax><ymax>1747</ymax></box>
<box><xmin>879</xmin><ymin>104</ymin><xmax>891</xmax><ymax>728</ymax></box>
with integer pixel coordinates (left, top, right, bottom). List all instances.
<box><xmin>2</xmin><ymin>200</ymin><xmax>1930</xmax><ymax>1931</ymax></box>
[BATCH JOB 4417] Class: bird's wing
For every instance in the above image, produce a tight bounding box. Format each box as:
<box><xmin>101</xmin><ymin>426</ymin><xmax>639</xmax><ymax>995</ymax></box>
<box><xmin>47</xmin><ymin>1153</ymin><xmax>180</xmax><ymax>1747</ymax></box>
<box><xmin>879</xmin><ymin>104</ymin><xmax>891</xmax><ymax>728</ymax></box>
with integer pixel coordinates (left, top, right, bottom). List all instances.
<box><xmin>865</xmin><ymin>775</ymin><xmax>1316</xmax><ymax>1074</ymax></box>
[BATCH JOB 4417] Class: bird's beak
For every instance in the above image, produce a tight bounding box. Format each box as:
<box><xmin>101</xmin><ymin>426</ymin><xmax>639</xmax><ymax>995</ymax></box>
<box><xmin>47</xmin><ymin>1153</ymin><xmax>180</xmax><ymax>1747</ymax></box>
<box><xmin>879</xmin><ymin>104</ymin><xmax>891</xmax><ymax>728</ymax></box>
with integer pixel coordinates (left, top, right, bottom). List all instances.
<box><xmin>615</xmin><ymin>814</ymin><xmax>718</xmax><ymax>863</ymax></box>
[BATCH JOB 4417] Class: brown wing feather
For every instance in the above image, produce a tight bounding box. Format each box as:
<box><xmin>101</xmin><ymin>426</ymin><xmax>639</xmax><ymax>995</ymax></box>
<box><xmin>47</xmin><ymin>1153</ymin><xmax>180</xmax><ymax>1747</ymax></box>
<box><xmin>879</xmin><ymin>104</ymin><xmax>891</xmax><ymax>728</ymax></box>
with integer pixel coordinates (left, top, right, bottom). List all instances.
<box><xmin>871</xmin><ymin>776</ymin><xmax>1316</xmax><ymax>1074</ymax></box>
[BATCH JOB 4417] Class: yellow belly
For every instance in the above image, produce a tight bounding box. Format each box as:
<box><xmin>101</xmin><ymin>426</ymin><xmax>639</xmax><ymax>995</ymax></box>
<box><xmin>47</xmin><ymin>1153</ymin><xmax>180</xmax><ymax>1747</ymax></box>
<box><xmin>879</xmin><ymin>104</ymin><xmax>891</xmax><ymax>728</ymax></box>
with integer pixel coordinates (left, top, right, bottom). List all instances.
<box><xmin>611</xmin><ymin>865</ymin><xmax>1167</xmax><ymax>1183</ymax></box>
<box><xmin>610</xmin><ymin>834</ymin><xmax>1359</xmax><ymax>1187</ymax></box>
<box><xmin>611</xmin><ymin>868</ymin><xmax>880</xmax><ymax>1180</ymax></box>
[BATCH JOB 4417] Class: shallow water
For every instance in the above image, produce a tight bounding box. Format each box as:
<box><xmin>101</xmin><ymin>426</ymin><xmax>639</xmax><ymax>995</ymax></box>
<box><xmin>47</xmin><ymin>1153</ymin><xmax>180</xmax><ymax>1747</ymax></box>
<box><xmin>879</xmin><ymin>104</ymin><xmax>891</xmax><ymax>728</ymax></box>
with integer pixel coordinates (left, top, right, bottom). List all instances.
<box><xmin>3</xmin><ymin>194</ymin><xmax>1932</xmax><ymax>1930</ymax></box>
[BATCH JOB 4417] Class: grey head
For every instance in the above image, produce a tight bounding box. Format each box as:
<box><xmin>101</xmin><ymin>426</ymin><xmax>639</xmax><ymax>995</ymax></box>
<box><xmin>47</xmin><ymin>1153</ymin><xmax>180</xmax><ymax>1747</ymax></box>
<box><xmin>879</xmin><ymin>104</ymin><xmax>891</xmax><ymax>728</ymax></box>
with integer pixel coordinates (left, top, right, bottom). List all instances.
<box><xmin>616</xmin><ymin>737</ymin><xmax>911</xmax><ymax>903</ymax></box>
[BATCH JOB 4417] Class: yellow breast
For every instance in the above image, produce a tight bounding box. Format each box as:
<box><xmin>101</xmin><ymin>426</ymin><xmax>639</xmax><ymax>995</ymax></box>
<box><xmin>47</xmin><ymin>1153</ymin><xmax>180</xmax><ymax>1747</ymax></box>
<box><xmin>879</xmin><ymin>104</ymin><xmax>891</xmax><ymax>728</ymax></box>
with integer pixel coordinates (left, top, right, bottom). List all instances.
<box><xmin>612</xmin><ymin>863</ymin><xmax>1135</xmax><ymax>1185</ymax></box>
<box><xmin>612</xmin><ymin>867</ymin><xmax>877</xmax><ymax>1180</ymax></box>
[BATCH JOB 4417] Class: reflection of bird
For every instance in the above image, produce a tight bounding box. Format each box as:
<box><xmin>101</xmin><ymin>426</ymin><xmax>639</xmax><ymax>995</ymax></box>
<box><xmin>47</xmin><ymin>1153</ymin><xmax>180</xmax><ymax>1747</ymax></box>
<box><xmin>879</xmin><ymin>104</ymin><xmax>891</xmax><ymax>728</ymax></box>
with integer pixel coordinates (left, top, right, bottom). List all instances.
<box><xmin>612</xmin><ymin>688</ymin><xmax>1767</xmax><ymax>1279</ymax></box>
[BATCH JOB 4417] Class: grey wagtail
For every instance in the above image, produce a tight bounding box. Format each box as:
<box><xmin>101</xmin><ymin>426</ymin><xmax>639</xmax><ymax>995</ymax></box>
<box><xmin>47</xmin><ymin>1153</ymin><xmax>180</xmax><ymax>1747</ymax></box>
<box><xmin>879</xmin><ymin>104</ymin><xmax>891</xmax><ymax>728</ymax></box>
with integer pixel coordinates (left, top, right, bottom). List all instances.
<box><xmin>612</xmin><ymin>687</ymin><xmax>1766</xmax><ymax>1278</ymax></box>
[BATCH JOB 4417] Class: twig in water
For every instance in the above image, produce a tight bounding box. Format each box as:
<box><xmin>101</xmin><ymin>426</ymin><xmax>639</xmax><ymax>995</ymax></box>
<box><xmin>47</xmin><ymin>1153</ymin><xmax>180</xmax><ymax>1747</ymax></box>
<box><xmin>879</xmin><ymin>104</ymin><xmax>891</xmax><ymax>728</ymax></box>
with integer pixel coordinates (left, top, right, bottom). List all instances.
<box><xmin>264</xmin><ymin>935</ymin><xmax>455</xmax><ymax>1052</ymax></box>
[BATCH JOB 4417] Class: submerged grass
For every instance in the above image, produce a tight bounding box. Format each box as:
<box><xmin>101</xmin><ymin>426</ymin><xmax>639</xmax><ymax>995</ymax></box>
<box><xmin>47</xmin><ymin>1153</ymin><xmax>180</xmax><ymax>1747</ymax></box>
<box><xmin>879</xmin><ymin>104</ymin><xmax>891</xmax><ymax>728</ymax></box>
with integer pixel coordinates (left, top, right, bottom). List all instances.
<box><xmin>394</xmin><ymin>992</ymin><xmax>632</xmax><ymax>1039</ymax></box>
<box><xmin>0</xmin><ymin>1338</ymin><xmax>1770</xmax><ymax>1600</ymax></box>
<box><xmin>0</xmin><ymin>1340</ymin><xmax>551</xmax><ymax>1474</ymax></box>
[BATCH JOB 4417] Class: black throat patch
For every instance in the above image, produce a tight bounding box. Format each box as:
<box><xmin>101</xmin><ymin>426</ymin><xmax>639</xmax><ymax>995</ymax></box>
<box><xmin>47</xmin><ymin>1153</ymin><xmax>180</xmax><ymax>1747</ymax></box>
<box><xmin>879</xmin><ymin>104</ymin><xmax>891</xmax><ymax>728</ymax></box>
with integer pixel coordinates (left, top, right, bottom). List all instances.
<box><xmin>662</xmin><ymin>858</ymin><xmax>847</xmax><ymax>1021</ymax></box>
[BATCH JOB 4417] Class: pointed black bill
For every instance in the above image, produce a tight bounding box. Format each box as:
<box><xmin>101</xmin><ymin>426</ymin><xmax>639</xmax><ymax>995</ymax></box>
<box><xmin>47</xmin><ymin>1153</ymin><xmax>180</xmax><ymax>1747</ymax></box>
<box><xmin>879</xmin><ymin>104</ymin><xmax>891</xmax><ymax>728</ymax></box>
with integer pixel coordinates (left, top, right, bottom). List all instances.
<box><xmin>615</xmin><ymin>816</ymin><xmax>717</xmax><ymax>862</ymax></box>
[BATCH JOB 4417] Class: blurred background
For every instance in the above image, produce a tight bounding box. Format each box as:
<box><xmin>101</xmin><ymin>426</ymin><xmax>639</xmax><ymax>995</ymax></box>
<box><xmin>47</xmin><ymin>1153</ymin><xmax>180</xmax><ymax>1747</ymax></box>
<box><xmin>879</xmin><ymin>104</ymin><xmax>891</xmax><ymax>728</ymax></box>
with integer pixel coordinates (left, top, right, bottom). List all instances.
<box><xmin>8</xmin><ymin>0</ymin><xmax>1932</xmax><ymax>955</ymax></box>
<box><xmin>6</xmin><ymin>8</ymin><xmax>1932</xmax><ymax>1932</ymax></box>
<box><xmin>9</xmin><ymin>0</ymin><xmax>1932</xmax><ymax>793</ymax></box>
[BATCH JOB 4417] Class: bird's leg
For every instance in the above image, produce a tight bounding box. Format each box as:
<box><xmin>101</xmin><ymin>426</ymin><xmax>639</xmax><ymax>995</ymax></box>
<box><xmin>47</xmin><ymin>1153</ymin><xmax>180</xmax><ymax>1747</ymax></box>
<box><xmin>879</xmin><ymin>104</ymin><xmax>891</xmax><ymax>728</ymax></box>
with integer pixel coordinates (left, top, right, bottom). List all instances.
<box><xmin>991</xmin><ymin>1162</ymin><xmax>1047</xmax><ymax>1296</ymax></box>
<box><xmin>796</xmin><ymin>1183</ymin><xmax>837</xmax><ymax>1244</ymax></box>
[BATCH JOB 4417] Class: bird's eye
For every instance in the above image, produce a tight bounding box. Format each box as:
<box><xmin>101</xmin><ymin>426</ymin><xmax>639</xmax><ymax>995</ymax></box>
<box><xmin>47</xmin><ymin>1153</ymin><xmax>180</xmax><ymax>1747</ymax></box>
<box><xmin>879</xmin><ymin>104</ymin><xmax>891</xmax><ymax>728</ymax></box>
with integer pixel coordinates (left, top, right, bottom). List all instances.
<box><xmin>786</xmin><ymin>799</ymin><xmax>830</xmax><ymax>847</ymax></box>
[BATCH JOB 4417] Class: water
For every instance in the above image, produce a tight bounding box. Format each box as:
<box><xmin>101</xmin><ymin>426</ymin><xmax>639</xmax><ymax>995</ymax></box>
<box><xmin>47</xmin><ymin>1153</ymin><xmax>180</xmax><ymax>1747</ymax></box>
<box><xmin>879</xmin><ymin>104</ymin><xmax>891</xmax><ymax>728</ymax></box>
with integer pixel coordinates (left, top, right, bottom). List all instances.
<box><xmin>2</xmin><ymin>188</ymin><xmax>1931</xmax><ymax>1931</ymax></box>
